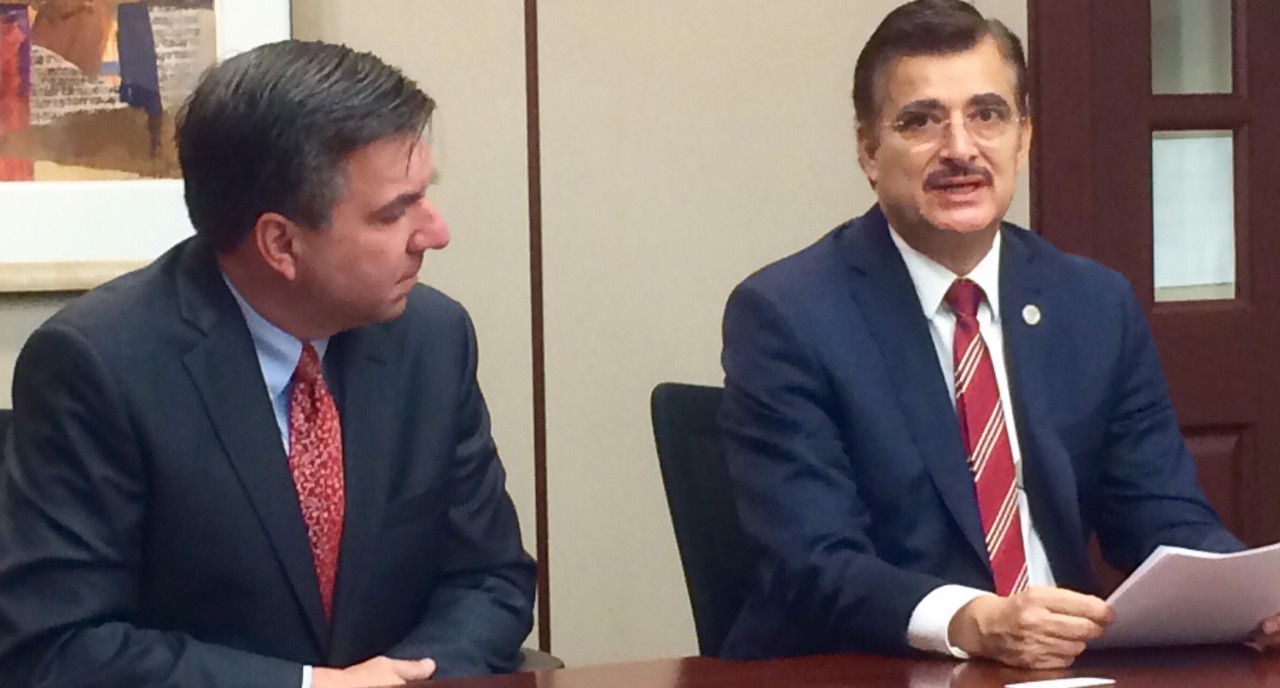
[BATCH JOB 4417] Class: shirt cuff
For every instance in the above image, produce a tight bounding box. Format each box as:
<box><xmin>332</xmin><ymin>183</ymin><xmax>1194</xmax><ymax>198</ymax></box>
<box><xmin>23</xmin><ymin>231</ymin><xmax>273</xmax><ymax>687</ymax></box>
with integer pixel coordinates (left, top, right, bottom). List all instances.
<box><xmin>302</xmin><ymin>665</ymin><xmax>313</xmax><ymax>688</ymax></box>
<box><xmin>906</xmin><ymin>584</ymin><xmax>990</xmax><ymax>658</ymax></box>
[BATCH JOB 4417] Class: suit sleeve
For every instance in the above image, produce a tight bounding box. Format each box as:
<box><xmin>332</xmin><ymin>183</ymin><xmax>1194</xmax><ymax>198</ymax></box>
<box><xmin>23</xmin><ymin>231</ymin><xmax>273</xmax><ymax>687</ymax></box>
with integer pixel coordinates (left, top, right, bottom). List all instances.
<box><xmin>387</xmin><ymin>312</ymin><xmax>536</xmax><ymax>679</ymax></box>
<box><xmin>720</xmin><ymin>282</ymin><xmax>949</xmax><ymax>654</ymax></box>
<box><xmin>1094</xmin><ymin>281</ymin><xmax>1244</xmax><ymax>571</ymax></box>
<box><xmin>0</xmin><ymin>323</ymin><xmax>303</xmax><ymax>688</ymax></box>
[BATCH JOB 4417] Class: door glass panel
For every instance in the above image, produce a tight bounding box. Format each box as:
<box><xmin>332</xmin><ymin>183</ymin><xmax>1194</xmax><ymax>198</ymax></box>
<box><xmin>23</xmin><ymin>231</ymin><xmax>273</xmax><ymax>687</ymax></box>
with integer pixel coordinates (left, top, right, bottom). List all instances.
<box><xmin>1151</xmin><ymin>0</ymin><xmax>1233</xmax><ymax>94</ymax></box>
<box><xmin>1152</xmin><ymin>131</ymin><xmax>1235</xmax><ymax>302</ymax></box>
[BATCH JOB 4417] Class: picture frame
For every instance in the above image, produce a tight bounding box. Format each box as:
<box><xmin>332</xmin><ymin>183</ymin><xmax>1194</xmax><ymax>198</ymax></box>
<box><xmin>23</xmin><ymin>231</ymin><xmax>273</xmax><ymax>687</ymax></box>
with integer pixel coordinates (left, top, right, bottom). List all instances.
<box><xmin>0</xmin><ymin>0</ymin><xmax>292</xmax><ymax>292</ymax></box>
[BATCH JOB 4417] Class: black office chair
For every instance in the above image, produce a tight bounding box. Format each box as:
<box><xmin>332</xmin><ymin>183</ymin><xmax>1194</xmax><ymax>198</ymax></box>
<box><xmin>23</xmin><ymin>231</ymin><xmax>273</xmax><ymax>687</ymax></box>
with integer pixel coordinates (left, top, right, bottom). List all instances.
<box><xmin>0</xmin><ymin>408</ymin><xmax>10</xmax><ymax>445</ymax></box>
<box><xmin>650</xmin><ymin>383</ymin><xmax>753</xmax><ymax>658</ymax></box>
<box><xmin>517</xmin><ymin>647</ymin><xmax>563</xmax><ymax>672</ymax></box>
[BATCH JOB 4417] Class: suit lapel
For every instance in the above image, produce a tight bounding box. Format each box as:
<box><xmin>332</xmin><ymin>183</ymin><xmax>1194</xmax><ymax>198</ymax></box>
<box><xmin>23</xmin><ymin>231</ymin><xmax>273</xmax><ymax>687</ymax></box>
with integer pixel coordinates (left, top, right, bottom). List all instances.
<box><xmin>840</xmin><ymin>209</ymin><xmax>988</xmax><ymax>567</ymax></box>
<box><xmin>999</xmin><ymin>230</ymin><xmax>1097</xmax><ymax>592</ymax></box>
<box><xmin>175</xmin><ymin>242</ymin><xmax>329</xmax><ymax>648</ymax></box>
<box><xmin>327</xmin><ymin>322</ymin><xmax>394</xmax><ymax>654</ymax></box>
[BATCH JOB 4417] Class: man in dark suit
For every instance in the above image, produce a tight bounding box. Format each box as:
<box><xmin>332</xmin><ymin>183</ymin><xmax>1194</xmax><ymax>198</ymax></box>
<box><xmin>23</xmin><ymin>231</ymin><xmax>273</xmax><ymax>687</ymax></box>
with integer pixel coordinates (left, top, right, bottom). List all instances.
<box><xmin>719</xmin><ymin>0</ymin><xmax>1280</xmax><ymax>669</ymax></box>
<box><xmin>0</xmin><ymin>41</ymin><xmax>535</xmax><ymax>688</ymax></box>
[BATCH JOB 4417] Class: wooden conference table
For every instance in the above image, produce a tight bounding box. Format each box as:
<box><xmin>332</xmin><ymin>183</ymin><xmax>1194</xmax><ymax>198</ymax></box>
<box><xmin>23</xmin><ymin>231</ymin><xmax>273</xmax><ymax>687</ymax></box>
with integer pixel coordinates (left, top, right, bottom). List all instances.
<box><xmin>433</xmin><ymin>645</ymin><xmax>1280</xmax><ymax>688</ymax></box>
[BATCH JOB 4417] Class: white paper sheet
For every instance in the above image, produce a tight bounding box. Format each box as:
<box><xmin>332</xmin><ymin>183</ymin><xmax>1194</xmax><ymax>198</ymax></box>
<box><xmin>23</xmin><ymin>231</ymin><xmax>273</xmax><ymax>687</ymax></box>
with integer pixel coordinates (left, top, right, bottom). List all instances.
<box><xmin>1092</xmin><ymin>541</ymin><xmax>1280</xmax><ymax>648</ymax></box>
<box><xmin>1006</xmin><ymin>679</ymin><xmax>1114</xmax><ymax>688</ymax></box>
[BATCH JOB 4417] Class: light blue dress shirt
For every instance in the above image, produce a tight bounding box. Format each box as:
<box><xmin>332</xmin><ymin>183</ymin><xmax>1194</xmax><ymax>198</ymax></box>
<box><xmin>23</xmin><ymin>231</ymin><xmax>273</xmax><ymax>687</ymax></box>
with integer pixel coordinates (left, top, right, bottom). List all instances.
<box><xmin>222</xmin><ymin>275</ymin><xmax>330</xmax><ymax>450</ymax></box>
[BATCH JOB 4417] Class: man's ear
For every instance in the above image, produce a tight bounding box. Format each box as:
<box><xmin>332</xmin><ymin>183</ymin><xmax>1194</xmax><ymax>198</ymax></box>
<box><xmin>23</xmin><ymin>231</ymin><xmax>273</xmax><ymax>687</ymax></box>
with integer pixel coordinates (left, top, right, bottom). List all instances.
<box><xmin>857</xmin><ymin>124</ymin><xmax>880</xmax><ymax>189</ymax></box>
<box><xmin>252</xmin><ymin>212</ymin><xmax>301</xmax><ymax>282</ymax></box>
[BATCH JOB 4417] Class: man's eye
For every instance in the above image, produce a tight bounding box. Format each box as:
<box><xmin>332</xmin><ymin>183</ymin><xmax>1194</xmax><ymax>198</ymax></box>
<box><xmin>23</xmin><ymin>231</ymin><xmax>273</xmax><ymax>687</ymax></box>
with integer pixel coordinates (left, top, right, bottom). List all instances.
<box><xmin>376</xmin><ymin>209</ymin><xmax>406</xmax><ymax>224</ymax></box>
<box><xmin>896</xmin><ymin>114</ymin><xmax>930</xmax><ymax>130</ymax></box>
<box><xmin>973</xmin><ymin>107</ymin><xmax>1008</xmax><ymax>123</ymax></box>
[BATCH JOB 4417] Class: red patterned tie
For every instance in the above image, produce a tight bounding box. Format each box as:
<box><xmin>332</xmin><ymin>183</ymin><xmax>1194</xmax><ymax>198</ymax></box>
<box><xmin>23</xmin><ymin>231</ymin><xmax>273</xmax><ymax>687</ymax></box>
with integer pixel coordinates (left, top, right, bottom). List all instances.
<box><xmin>946</xmin><ymin>279</ymin><xmax>1028</xmax><ymax>596</ymax></box>
<box><xmin>287</xmin><ymin>343</ymin><xmax>345</xmax><ymax>621</ymax></box>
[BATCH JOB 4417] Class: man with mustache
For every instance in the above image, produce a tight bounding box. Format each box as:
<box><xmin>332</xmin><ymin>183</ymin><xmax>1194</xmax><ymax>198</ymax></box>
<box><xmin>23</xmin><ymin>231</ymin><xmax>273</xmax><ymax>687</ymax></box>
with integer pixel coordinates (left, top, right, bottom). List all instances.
<box><xmin>0</xmin><ymin>41</ymin><xmax>534</xmax><ymax>688</ymax></box>
<box><xmin>718</xmin><ymin>0</ymin><xmax>1280</xmax><ymax>669</ymax></box>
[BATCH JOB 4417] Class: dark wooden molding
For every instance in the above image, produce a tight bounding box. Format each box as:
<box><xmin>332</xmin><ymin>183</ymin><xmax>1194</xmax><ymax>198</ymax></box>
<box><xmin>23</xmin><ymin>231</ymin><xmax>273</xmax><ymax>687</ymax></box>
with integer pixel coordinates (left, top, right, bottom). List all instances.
<box><xmin>1028</xmin><ymin>0</ymin><xmax>1094</xmax><ymax>252</ymax></box>
<box><xmin>1150</xmin><ymin>95</ymin><xmax>1249</xmax><ymax>130</ymax></box>
<box><xmin>523</xmin><ymin>0</ymin><xmax>551</xmax><ymax>654</ymax></box>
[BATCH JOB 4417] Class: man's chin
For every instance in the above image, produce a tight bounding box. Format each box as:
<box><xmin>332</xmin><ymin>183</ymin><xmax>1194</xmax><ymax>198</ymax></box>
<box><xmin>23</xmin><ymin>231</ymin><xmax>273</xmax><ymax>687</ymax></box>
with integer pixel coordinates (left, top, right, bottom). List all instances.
<box><xmin>347</xmin><ymin>299</ymin><xmax>409</xmax><ymax>331</ymax></box>
<box><xmin>382</xmin><ymin>298</ymin><xmax>409</xmax><ymax>322</ymax></box>
<box><xmin>925</xmin><ymin>209</ymin><xmax>999</xmax><ymax>235</ymax></box>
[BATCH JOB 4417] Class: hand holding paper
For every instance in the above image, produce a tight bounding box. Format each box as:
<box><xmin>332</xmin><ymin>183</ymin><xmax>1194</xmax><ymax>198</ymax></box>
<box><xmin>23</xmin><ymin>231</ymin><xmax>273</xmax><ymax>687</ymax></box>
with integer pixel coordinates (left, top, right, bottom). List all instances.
<box><xmin>950</xmin><ymin>587</ymin><xmax>1113</xmax><ymax>668</ymax></box>
<box><xmin>1252</xmin><ymin>612</ymin><xmax>1280</xmax><ymax>649</ymax></box>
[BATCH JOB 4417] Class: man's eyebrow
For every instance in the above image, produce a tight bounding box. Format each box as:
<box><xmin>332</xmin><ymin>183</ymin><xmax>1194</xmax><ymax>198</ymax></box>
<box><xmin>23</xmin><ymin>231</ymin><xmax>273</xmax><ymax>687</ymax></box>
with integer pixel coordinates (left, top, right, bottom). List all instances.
<box><xmin>370</xmin><ymin>189</ymin><xmax>426</xmax><ymax>220</ymax></box>
<box><xmin>968</xmin><ymin>92</ymin><xmax>1013</xmax><ymax>110</ymax></box>
<box><xmin>895</xmin><ymin>98</ymin><xmax>945</xmax><ymax>116</ymax></box>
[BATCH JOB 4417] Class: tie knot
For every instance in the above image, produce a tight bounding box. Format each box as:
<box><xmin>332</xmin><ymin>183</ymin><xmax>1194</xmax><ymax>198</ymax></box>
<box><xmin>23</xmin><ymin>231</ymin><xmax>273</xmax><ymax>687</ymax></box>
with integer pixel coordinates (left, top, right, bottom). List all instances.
<box><xmin>294</xmin><ymin>343</ymin><xmax>323</xmax><ymax>383</ymax></box>
<box><xmin>945</xmin><ymin>279</ymin><xmax>985</xmax><ymax>319</ymax></box>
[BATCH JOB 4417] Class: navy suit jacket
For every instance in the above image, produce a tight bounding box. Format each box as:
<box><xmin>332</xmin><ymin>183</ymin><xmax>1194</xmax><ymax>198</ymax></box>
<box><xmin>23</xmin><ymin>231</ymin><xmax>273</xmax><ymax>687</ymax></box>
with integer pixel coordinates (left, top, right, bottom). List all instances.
<box><xmin>0</xmin><ymin>239</ymin><xmax>535</xmax><ymax>687</ymax></box>
<box><xmin>718</xmin><ymin>206</ymin><xmax>1242</xmax><ymax>660</ymax></box>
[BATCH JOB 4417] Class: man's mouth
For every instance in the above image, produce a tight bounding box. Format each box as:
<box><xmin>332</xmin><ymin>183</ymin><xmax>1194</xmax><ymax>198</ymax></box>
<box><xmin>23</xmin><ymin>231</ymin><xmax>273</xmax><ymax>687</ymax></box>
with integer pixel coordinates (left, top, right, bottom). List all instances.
<box><xmin>931</xmin><ymin>176</ymin><xmax>987</xmax><ymax>194</ymax></box>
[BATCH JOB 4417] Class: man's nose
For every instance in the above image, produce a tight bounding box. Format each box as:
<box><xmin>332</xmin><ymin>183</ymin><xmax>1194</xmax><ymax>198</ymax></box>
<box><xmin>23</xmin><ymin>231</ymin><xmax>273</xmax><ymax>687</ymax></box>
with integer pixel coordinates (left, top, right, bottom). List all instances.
<box><xmin>410</xmin><ymin>199</ymin><xmax>450</xmax><ymax>252</ymax></box>
<box><xmin>940</xmin><ymin>114</ymin><xmax>979</xmax><ymax>159</ymax></box>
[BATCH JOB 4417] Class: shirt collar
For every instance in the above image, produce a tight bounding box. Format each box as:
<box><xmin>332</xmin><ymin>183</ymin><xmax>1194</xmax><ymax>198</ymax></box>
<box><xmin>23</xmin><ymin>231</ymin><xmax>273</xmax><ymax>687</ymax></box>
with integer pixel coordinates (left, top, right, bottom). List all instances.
<box><xmin>888</xmin><ymin>225</ymin><xmax>1003</xmax><ymax>323</ymax></box>
<box><xmin>221</xmin><ymin>273</ymin><xmax>329</xmax><ymax>401</ymax></box>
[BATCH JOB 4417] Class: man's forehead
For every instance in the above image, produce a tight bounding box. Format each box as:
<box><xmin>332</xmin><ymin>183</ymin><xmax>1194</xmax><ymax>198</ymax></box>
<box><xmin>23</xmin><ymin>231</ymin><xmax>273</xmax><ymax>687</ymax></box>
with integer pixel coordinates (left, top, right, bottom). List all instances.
<box><xmin>341</xmin><ymin>136</ymin><xmax>433</xmax><ymax>204</ymax></box>
<box><xmin>348</xmin><ymin>136</ymin><xmax>430</xmax><ymax>177</ymax></box>
<box><xmin>879</xmin><ymin>39</ymin><xmax>1018</xmax><ymax>110</ymax></box>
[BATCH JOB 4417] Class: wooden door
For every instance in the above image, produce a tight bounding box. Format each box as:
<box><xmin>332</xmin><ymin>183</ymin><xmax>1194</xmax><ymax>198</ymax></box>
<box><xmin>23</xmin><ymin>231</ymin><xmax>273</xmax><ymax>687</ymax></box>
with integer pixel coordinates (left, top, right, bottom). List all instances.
<box><xmin>1030</xmin><ymin>0</ymin><xmax>1280</xmax><ymax>550</ymax></box>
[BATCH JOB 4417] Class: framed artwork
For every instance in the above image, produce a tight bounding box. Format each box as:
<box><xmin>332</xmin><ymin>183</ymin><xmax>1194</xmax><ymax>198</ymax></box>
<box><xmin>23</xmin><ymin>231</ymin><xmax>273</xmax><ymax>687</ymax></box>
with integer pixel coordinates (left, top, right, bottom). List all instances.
<box><xmin>0</xmin><ymin>0</ymin><xmax>291</xmax><ymax>292</ymax></box>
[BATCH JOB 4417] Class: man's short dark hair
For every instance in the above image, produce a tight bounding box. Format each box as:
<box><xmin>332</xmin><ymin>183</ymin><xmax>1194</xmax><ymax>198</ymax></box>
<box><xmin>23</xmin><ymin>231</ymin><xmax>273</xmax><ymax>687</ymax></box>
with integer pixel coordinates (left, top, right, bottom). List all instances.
<box><xmin>176</xmin><ymin>40</ymin><xmax>435</xmax><ymax>252</ymax></box>
<box><xmin>852</xmin><ymin>0</ymin><xmax>1028</xmax><ymax>135</ymax></box>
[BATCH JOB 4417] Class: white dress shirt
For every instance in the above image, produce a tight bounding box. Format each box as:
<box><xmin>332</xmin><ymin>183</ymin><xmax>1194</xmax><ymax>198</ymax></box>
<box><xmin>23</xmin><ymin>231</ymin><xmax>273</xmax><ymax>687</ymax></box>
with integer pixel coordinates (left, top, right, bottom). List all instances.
<box><xmin>223</xmin><ymin>275</ymin><xmax>330</xmax><ymax>688</ymax></box>
<box><xmin>887</xmin><ymin>229</ymin><xmax>1057</xmax><ymax>657</ymax></box>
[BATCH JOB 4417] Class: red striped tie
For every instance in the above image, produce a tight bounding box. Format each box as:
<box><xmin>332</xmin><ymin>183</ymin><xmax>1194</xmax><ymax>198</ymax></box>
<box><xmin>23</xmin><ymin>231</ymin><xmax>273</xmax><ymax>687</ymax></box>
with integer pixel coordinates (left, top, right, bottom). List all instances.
<box><xmin>288</xmin><ymin>343</ymin><xmax>345</xmax><ymax>621</ymax></box>
<box><xmin>946</xmin><ymin>279</ymin><xmax>1028</xmax><ymax>596</ymax></box>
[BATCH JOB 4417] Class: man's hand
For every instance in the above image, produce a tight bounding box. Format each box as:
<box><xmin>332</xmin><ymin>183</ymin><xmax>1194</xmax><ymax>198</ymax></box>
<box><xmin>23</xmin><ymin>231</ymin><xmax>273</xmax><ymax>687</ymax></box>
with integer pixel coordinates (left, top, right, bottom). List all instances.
<box><xmin>948</xmin><ymin>587</ymin><xmax>1113</xmax><ymax>669</ymax></box>
<box><xmin>312</xmin><ymin>656</ymin><xmax>437</xmax><ymax>688</ymax></box>
<box><xmin>1253</xmin><ymin>612</ymin><xmax>1280</xmax><ymax>649</ymax></box>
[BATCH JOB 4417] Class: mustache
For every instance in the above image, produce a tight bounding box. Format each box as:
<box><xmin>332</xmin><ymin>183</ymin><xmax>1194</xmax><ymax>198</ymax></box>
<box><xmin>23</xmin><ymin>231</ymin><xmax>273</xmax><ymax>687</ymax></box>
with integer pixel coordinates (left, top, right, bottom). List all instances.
<box><xmin>924</xmin><ymin>163</ymin><xmax>993</xmax><ymax>190</ymax></box>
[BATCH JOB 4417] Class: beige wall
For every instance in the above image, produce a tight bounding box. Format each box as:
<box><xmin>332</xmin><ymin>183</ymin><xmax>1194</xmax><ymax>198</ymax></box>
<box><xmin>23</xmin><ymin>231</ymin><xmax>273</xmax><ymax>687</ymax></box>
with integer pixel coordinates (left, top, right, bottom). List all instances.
<box><xmin>0</xmin><ymin>294</ymin><xmax>67</xmax><ymax>407</ymax></box>
<box><xmin>539</xmin><ymin>0</ymin><xmax>1030</xmax><ymax>666</ymax></box>
<box><xmin>0</xmin><ymin>0</ymin><xmax>1031</xmax><ymax>668</ymax></box>
<box><xmin>539</xmin><ymin>0</ymin><xmax>864</xmax><ymax>666</ymax></box>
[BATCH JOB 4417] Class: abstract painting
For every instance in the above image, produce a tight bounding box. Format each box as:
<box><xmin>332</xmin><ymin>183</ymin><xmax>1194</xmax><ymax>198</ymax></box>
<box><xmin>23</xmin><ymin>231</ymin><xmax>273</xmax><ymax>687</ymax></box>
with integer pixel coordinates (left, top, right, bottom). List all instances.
<box><xmin>0</xmin><ymin>0</ymin><xmax>288</xmax><ymax>291</ymax></box>
<box><xmin>0</xmin><ymin>1</ymin><xmax>217</xmax><ymax>182</ymax></box>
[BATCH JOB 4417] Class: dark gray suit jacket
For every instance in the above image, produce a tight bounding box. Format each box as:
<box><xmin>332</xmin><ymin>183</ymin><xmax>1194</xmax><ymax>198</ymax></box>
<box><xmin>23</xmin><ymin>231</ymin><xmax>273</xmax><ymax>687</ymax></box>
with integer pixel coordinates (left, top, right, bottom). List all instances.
<box><xmin>0</xmin><ymin>238</ymin><xmax>535</xmax><ymax>687</ymax></box>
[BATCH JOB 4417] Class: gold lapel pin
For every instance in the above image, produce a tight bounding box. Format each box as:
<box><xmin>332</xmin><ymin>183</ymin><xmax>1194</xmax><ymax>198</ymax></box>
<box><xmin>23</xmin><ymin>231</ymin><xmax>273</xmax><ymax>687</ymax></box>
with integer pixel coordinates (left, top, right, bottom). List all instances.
<box><xmin>1022</xmin><ymin>304</ymin><xmax>1042</xmax><ymax>326</ymax></box>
